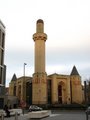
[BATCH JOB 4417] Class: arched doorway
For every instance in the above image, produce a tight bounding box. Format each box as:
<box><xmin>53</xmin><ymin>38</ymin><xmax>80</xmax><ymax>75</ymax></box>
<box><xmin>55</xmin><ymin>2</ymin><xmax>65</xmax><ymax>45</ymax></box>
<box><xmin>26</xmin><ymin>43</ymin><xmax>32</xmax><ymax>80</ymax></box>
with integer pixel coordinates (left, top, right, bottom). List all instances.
<box><xmin>26</xmin><ymin>82</ymin><xmax>32</xmax><ymax>105</ymax></box>
<box><xmin>58</xmin><ymin>81</ymin><xmax>65</xmax><ymax>104</ymax></box>
<box><xmin>58</xmin><ymin>84</ymin><xmax>62</xmax><ymax>103</ymax></box>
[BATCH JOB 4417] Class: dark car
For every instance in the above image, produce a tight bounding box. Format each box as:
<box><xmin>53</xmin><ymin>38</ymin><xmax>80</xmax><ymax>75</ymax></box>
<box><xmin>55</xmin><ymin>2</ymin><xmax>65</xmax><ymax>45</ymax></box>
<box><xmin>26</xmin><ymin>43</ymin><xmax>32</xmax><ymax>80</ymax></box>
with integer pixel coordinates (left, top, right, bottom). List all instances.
<box><xmin>86</xmin><ymin>106</ymin><xmax>90</xmax><ymax>115</ymax></box>
<box><xmin>29</xmin><ymin>105</ymin><xmax>43</xmax><ymax>112</ymax></box>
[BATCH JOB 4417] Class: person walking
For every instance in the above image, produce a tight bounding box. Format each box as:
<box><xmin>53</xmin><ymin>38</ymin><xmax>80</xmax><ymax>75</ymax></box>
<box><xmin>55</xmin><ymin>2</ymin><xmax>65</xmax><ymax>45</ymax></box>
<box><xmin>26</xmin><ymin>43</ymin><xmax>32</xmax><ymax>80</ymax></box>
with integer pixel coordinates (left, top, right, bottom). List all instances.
<box><xmin>3</xmin><ymin>105</ymin><xmax>10</xmax><ymax>117</ymax></box>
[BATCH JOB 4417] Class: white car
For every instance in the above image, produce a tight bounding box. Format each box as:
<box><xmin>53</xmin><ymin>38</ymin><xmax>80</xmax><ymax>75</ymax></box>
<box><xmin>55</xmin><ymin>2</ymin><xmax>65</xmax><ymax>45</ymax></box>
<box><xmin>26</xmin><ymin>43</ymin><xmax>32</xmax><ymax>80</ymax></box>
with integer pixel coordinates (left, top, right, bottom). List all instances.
<box><xmin>86</xmin><ymin>106</ymin><xmax>90</xmax><ymax>114</ymax></box>
<box><xmin>29</xmin><ymin>105</ymin><xmax>43</xmax><ymax>112</ymax></box>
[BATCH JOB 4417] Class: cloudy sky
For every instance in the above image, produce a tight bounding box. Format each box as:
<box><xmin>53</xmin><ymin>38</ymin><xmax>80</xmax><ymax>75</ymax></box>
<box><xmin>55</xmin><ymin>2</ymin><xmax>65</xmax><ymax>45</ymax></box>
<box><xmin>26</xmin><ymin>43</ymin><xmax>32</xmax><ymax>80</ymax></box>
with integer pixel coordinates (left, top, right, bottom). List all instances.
<box><xmin>0</xmin><ymin>0</ymin><xmax>90</xmax><ymax>86</ymax></box>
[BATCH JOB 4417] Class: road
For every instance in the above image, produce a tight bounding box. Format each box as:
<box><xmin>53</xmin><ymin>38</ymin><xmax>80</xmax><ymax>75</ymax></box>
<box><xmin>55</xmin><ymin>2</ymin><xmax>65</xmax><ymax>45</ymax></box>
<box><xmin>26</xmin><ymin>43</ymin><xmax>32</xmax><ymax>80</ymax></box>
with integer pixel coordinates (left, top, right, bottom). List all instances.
<box><xmin>43</xmin><ymin>110</ymin><xmax>86</xmax><ymax>120</ymax></box>
<box><xmin>3</xmin><ymin>110</ymin><xmax>87</xmax><ymax>120</ymax></box>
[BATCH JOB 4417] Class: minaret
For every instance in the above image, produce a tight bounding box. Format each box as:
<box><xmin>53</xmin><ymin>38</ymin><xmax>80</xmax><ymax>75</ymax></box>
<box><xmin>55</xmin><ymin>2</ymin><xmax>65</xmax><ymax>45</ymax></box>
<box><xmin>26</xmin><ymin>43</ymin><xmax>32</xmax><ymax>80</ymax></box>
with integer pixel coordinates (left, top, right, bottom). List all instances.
<box><xmin>32</xmin><ymin>19</ymin><xmax>47</xmax><ymax>104</ymax></box>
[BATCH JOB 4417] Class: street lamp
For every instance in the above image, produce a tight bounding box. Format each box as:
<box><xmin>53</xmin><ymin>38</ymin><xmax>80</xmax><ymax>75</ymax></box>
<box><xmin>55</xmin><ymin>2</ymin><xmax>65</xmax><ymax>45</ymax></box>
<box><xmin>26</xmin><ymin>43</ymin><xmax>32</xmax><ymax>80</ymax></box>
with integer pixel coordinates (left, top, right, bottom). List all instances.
<box><xmin>23</xmin><ymin>63</ymin><xmax>27</xmax><ymax>77</ymax></box>
<box><xmin>23</xmin><ymin>63</ymin><xmax>27</xmax><ymax>100</ymax></box>
<box><xmin>22</xmin><ymin>63</ymin><xmax>27</xmax><ymax>115</ymax></box>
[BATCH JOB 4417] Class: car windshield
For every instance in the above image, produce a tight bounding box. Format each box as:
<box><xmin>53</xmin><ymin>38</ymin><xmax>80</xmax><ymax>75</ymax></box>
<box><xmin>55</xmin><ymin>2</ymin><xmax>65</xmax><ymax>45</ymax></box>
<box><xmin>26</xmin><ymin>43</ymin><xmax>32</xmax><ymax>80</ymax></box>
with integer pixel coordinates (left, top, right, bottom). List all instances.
<box><xmin>30</xmin><ymin>105</ymin><xmax>38</xmax><ymax>108</ymax></box>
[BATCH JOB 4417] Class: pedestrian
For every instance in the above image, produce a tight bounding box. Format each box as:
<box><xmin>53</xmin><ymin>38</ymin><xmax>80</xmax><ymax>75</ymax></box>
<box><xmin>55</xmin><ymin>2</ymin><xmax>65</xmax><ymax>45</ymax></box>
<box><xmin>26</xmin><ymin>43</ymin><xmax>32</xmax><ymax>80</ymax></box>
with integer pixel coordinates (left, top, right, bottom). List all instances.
<box><xmin>3</xmin><ymin>105</ymin><xmax>10</xmax><ymax>117</ymax></box>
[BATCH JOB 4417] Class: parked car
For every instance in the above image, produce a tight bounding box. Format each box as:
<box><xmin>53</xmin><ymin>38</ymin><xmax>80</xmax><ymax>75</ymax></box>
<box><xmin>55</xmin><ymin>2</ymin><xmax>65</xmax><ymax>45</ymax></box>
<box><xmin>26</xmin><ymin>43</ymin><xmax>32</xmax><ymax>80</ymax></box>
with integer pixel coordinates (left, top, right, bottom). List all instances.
<box><xmin>86</xmin><ymin>106</ymin><xmax>90</xmax><ymax>114</ymax></box>
<box><xmin>29</xmin><ymin>105</ymin><xmax>43</xmax><ymax>112</ymax></box>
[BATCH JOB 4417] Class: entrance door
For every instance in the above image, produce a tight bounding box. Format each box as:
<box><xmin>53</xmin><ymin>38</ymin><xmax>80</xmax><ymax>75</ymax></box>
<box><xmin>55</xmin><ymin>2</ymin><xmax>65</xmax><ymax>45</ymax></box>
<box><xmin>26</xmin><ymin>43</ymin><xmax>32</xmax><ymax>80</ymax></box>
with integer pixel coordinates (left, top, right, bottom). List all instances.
<box><xmin>58</xmin><ymin>85</ymin><xmax>62</xmax><ymax>103</ymax></box>
<box><xmin>26</xmin><ymin>82</ymin><xmax>32</xmax><ymax>105</ymax></box>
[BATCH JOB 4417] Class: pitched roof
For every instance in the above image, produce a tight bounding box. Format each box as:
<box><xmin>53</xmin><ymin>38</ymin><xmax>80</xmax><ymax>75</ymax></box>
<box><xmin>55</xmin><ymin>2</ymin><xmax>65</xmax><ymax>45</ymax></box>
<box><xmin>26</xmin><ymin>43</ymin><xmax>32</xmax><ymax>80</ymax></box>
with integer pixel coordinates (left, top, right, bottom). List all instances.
<box><xmin>70</xmin><ymin>66</ymin><xmax>80</xmax><ymax>76</ymax></box>
<box><xmin>11</xmin><ymin>74</ymin><xmax>17</xmax><ymax>81</ymax></box>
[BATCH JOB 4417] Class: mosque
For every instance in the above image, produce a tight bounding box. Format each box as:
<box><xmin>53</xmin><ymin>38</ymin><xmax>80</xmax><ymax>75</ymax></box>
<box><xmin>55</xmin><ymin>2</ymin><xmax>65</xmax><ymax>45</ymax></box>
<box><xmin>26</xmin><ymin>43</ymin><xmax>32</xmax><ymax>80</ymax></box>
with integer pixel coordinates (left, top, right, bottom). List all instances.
<box><xmin>9</xmin><ymin>19</ymin><xmax>84</xmax><ymax>106</ymax></box>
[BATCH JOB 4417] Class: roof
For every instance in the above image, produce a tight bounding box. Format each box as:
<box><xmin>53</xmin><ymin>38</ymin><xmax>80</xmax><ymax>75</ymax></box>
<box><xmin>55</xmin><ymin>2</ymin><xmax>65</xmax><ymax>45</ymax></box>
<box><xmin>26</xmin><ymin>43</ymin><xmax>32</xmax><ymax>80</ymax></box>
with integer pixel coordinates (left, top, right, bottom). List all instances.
<box><xmin>11</xmin><ymin>74</ymin><xmax>17</xmax><ymax>81</ymax></box>
<box><xmin>47</xmin><ymin>73</ymin><xmax>69</xmax><ymax>78</ymax></box>
<box><xmin>70</xmin><ymin>66</ymin><xmax>80</xmax><ymax>76</ymax></box>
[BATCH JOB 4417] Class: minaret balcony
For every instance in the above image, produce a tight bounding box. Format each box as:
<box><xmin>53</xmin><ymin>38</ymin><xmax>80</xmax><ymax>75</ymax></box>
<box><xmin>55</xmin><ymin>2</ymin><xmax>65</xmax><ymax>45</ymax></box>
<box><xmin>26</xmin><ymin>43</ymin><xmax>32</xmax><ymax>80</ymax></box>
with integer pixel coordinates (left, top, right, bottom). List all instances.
<box><xmin>33</xmin><ymin>33</ymin><xmax>47</xmax><ymax>41</ymax></box>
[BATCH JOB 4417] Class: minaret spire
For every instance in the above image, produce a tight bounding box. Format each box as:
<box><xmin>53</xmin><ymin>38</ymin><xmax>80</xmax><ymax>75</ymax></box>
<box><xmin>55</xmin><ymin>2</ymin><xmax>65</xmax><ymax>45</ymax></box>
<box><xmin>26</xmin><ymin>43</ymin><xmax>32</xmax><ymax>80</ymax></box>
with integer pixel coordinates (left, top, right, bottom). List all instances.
<box><xmin>32</xmin><ymin>19</ymin><xmax>47</xmax><ymax>105</ymax></box>
<box><xmin>33</xmin><ymin>19</ymin><xmax>47</xmax><ymax>73</ymax></box>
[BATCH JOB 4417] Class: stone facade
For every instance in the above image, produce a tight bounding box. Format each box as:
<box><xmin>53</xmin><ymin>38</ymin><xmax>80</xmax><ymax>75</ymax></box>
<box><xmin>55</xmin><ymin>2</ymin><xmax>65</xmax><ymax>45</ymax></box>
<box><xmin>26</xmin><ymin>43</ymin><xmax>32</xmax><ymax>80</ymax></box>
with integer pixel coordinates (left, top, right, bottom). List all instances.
<box><xmin>9</xmin><ymin>67</ymin><xmax>83</xmax><ymax>105</ymax></box>
<box><xmin>9</xmin><ymin>75</ymin><xmax>32</xmax><ymax>105</ymax></box>
<box><xmin>47</xmin><ymin>67</ymin><xmax>83</xmax><ymax>104</ymax></box>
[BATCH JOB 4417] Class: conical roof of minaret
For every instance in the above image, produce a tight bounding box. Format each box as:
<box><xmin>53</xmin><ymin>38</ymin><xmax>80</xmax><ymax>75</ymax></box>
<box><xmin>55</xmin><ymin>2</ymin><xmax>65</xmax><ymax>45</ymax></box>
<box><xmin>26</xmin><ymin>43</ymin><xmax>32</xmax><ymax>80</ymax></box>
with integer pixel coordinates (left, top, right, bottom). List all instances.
<box><xmin>70</xmin><ymin>66</ymin><xmax>80</xmax><ymax>76</ymax></box>
<box><xmin>11</xmin><ymin>74</ymin><xmax>17</xmax><ymax>81</ymax></box>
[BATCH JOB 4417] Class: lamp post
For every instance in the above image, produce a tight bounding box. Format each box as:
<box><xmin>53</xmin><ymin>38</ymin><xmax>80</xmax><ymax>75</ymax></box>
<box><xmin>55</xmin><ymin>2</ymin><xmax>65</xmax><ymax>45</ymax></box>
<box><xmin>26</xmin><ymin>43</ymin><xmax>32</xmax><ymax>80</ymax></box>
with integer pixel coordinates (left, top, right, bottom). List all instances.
<box><xmin>24</xmin><ymin>63</ymin><xmax>27</xmax><ymax>77</ymax></box>
<box><xmin>22</xmin><ymin>63</ymin><xmax>27</xmax><ymax>115</ymax></box>
<box><xmin>23</xmin><ymin>63</ymin><xmax>27</xmax><ymax>98</ymax></box>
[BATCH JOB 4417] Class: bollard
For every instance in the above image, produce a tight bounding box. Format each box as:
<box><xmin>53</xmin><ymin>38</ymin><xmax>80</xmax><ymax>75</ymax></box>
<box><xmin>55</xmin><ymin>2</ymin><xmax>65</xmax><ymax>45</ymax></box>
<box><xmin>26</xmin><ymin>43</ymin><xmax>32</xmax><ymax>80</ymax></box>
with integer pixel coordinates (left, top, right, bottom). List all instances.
<box><xmin>15</xmin><ymin>112</ymin><xmax>18</xmax><ymax>120</ymax></box>
<box><xmin>1</xmin><ymin>114</ymin><xmax>4</xmax><ymax>120</ymax></box>
<box><xmin>86</xmin><ymin>113</ymin><xmax>88</xmax><ymax>120</ymax></box>
<box><xmin>22</xmin><ymin>108</ymin><xmax>24</xmax><ymax>115</ymax></box>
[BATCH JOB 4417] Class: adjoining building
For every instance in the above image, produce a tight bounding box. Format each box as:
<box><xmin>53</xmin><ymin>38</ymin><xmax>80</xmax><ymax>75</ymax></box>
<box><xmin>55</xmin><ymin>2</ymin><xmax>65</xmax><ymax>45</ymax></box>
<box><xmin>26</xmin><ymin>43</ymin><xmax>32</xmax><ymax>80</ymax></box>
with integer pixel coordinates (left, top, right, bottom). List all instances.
<box><xmin>0</xmin><ymin>20</ymin><xmax>7</xmax><ymax>108</ymax></box>
<box><xmin>0</xmin><ymin>20</ymin><xmax>6</xmax><ymax>85</ymax></box>
<box><xmin>9</xmin><ymin>19</ymin><xmax>84</xmax><ymax>107</ymax></box>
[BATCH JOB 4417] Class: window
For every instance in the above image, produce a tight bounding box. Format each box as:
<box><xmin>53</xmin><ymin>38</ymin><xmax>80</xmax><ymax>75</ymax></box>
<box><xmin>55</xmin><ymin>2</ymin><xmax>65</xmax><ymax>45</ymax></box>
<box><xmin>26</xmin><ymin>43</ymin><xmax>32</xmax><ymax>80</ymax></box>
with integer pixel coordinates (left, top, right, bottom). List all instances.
<box><xmin>2</xmin><ymin>33</ymin><xmax>5</xmax><ymax>48</ymax></box>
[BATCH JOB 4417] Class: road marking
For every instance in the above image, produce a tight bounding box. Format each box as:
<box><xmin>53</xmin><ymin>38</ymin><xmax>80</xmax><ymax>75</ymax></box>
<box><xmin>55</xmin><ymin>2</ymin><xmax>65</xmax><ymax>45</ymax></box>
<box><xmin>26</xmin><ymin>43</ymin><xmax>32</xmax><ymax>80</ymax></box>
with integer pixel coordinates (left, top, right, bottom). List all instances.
<box><xmin>50</xmin><ymin>114</ymin><xmax>61</xmax><ymax>117</ymax></box>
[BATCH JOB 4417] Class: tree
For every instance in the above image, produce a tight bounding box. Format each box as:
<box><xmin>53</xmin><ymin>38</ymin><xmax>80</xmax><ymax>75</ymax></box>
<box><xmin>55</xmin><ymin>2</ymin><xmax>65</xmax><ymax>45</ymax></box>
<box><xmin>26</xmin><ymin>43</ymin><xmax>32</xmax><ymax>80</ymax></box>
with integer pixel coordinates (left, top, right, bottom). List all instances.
<box><xmin>84</xmin><ymin>78</ymin><xmax>90</xmax><ymax>105</ymax></box>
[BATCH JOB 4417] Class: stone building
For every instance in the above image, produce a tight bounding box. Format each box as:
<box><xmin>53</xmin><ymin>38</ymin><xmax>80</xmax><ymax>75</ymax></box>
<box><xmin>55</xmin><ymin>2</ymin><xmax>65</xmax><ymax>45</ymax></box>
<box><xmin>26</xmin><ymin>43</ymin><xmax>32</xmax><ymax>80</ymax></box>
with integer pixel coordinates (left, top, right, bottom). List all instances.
<box><xmin>47</xmin><ymin>66</ymin><xmax>83</xmax><ymax>104</ymax></box>
<box><xmin>9</xmin><ymin>19</ymin><xmax>83</xmax><ymax>106</ymax></box>
<box><xmin>9</xmin><ymin>74</ymin><xmax>32</xmax><ymax>106</ymax></box>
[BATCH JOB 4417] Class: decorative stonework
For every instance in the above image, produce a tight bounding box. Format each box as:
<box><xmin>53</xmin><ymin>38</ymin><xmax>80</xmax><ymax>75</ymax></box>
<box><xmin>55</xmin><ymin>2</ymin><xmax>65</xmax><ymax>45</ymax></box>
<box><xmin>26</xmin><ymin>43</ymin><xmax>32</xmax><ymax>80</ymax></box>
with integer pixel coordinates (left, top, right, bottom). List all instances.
<box><xmin>33</xmin><ymin>33</ymin><xmax>47</xmax><ymax>41</ymax></box>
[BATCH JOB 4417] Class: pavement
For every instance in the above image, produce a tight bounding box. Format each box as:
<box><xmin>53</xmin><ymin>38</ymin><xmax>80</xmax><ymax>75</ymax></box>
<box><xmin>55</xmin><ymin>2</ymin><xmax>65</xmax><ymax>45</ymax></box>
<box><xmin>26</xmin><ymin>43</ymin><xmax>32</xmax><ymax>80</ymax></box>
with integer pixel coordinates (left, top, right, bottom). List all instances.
<box><xmin>1</xmin><ymin>110</ymin><xmax>87</xmax><ymax>120</ymax></box>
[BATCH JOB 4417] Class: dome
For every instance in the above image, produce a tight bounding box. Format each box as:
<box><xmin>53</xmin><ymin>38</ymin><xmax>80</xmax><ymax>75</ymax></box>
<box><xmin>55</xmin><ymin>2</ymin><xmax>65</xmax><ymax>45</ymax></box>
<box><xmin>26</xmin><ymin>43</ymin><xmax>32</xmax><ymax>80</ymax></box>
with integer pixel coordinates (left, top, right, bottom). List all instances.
<box><xmin>37</xmin><ymin>19</ymin><xmax>44</xmax><ymax>24</ymax></box>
